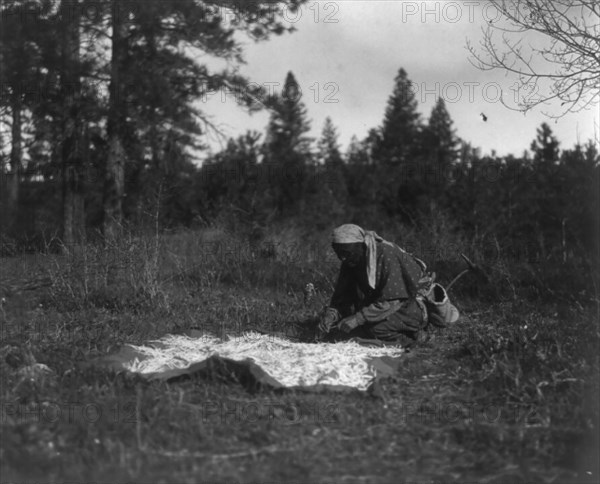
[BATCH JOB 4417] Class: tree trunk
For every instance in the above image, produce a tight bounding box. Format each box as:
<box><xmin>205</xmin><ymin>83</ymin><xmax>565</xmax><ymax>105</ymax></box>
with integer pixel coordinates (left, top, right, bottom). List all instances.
<box><xmin>561</xmin><ymin>218</ymin><xmax>567</xmax><ymax>263</ymax></box>
<box><xmin>60</xmin><ymin>0</ymin><xmax>85</xmax><ymax>250</ymax></box>
<box><xmin>7</xmin><ymin>96</ymin><xmax>22</xmax><ymax>231</ymax></box>
<box><xmin>103</xmin><ymin>0</ymin><xmax>127</xmax><ymax>242</ymax></box>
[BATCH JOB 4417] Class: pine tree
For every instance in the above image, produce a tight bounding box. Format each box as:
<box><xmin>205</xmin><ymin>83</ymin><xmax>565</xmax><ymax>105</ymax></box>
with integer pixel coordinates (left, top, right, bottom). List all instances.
<box><xmin>518</xmin><ymin>123</ymin><xmax>562</xmax><ymax>257</ymax></box>
<box><xmin>263</xmin><ymin>71</ymin><xmax>312</xmax><ymax>212</ymax></box>
<box><xmin>531</xmin><ymin>122</ymin><xmax>560</xmax><ymax>165</ymax></box>
<box><xmin>317</xmin><ymin>116</ymin><xmax>346</xmax><ymax>197</ymax></box>
<box><xmin>59</xmin><ymin>0</ymin><xmax>86</xmax><ymax>247</ymax></box>
<box><xmin>301</xmin><ymin>116</ymin><xmax>346</xmax><ymax>223</ymax></box>
<box><xmin>0</xmin><ymin>0</ymin><xmax>91</xmax><ymax>245</ymax></box>
<box><xmin>346</xmin><ymin>135</ymin><xmax>366</xmax><ymax>165</ymax></box>
<box><xmin>2</xmin><ymin>0</ymin><xmax>309</xmax><ymax>240</ymax></box>
<box><xmin>103</xmin><ymin>0</ymin><xmax>129</xmax><ymax>241</ymax></box>
<box><xmin>265</xmin><ymin>72</ymin><xmax>312</xmax><ymax>155</ymax></box>
<box><xmin>373</xmin><ymin>68</ymin><xmax>421</xmax><ymax>166</ymax></box>
<box><xmin>317</xmin><ymin>117</ymin><xmax>342</xmax><ymax>165</ymax></box>
<box><xmin>0</xmin><ymin>0</ymin><xmax>49</xmax><ymax>231</ymax></box>
<box><xmin>421</xmin><ymin>97</ymin><xmax>459</xmax><ymax>201</ymax></box>
<box><xmin>372</xmin><ymin>68</ymin><xmax>423</xmax><ymax>219</ymax></box>
<box><xmin>425</xmin><ymin>98</ymin><xmax>458</xmax><ymax>163</ymax></box>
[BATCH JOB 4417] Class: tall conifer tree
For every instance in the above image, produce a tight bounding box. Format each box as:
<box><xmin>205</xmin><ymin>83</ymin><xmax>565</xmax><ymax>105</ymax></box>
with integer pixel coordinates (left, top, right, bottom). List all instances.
<box><xmin>263</xmin><ymin>71</ymin><xmax>312</xmax><ymax>211</ymax></box>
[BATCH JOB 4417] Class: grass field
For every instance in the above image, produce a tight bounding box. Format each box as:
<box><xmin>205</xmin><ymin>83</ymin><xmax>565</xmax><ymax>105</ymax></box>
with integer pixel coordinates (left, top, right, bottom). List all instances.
<box><xmin>0</xmin><ymin>228</ymin><xmax>598</xmax><ymax>483</ymax></box>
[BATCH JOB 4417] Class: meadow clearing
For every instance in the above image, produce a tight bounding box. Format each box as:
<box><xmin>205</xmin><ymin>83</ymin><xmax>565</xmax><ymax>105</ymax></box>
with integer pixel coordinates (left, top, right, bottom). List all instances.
<box><xmin>0</xmin><ymin>226</ymin><xmax>598</xmax><ymax>483</ymax></box>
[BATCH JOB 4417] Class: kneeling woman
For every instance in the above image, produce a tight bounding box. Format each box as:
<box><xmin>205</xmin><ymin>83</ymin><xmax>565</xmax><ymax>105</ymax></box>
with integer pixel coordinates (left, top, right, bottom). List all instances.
<box><xmin>317</xmin><ymin>224</ymin><xmax>453</xmax><ymax>345</ymax></box>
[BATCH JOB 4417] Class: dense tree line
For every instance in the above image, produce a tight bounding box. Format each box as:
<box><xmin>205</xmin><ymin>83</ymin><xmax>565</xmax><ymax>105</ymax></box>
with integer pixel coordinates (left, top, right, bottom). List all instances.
<box><xmin>1</xmin><ymin>0</ymin><xmax>305</xmax><ymax>245</ymax></box>
<box><xmin>196</xmin><ymin>70</ymin><xmax>598</xmax><ymax>271</ymax></box>
<box><xmin>1</xmin><ymin>2</ymin><xmax>598</xmax><ymax>289</ymax></box>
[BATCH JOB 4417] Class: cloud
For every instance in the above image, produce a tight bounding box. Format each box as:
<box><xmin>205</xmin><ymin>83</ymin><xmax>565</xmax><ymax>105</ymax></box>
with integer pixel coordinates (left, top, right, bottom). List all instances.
<box><xmin>197</xmin><ymin>1</ymin><xmax>598</xmax><ymax>160</ymax></box>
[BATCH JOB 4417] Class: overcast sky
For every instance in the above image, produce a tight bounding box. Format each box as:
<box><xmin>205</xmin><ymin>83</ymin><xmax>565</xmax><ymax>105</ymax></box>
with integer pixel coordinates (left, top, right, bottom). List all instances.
<box><xmin>197</xmin><ymin>1</ymin><xmax>599</xmax><ymax>159</ymax></box>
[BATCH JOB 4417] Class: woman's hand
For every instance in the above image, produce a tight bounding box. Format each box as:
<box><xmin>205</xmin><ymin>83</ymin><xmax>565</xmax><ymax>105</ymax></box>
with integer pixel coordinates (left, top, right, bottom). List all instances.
<box><xmin>318</xmin><ymin>307</ymin><xmax>341</xmax><ymax>334</ymax></box>
<box><xmin>338</xmin><ymin>312</ymin><xmax>366</xmax><ymax>333</ymax></box>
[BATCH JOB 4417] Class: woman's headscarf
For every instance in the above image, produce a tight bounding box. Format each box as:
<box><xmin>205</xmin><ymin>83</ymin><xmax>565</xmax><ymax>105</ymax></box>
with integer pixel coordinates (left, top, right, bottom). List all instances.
<box><xmin>331</xmin><ymin>224</ymin><xmax>387</xmax><ymax>289</ymax></box>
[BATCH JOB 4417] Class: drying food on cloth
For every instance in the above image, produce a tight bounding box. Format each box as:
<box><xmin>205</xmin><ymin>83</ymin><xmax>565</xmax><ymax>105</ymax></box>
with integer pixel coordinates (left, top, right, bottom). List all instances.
<box><xmin>120</xmin><ymin>332</ymin><xmax>404</xmax><ymax>391</ymax></box>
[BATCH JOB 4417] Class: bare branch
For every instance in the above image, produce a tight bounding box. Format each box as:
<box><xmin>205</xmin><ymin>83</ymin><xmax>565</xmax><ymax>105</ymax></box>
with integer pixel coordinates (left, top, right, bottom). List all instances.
<box><xmin>467</xmin><ymin>0</ymin><xmax>600</xmax><ymax>117</ymax></box>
